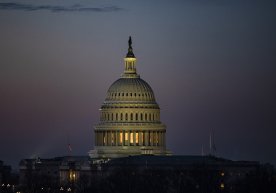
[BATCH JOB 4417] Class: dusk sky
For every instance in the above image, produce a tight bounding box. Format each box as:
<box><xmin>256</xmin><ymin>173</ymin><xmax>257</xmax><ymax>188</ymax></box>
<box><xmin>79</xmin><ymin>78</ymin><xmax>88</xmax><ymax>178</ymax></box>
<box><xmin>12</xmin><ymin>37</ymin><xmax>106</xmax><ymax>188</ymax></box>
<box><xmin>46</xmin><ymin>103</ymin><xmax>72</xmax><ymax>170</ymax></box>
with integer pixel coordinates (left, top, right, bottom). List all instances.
<box><xmin>0</xmin><ymin>0</ymin><xmax>276</xmax><ymax>169</ymax></box>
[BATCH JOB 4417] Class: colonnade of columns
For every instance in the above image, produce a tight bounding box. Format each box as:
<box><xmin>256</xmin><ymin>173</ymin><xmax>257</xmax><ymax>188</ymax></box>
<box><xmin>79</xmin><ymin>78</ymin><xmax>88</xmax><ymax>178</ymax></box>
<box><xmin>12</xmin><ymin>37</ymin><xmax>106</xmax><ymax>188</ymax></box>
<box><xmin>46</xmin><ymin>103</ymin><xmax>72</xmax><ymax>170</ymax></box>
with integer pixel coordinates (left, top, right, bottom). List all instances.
<box><xmin>95</xmin><ymin>130</ymin><xmax>165</xmax><ymax>147</ymax></box>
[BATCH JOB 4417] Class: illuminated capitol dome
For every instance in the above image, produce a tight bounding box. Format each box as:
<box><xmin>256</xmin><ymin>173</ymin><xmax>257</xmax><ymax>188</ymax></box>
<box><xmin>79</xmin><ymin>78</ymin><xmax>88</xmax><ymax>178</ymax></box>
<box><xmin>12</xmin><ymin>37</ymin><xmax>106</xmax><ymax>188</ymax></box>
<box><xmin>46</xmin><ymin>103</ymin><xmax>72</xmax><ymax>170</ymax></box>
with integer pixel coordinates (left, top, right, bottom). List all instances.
<box><xmin>89</xmin><ymin>37</ymin><xmax>169</xmax><ymax>158</ymax></box>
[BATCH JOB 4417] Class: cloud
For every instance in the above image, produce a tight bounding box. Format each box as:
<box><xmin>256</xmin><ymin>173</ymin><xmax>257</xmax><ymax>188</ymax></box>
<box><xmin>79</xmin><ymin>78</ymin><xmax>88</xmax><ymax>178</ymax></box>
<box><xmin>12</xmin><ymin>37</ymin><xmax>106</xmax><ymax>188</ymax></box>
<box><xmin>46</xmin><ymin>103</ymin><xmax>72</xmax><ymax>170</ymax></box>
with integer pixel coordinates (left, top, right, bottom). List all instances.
<box><xmin>0</xmin><ymin>3</ymin><xmax>122</xmax><ymax>12</ymax></box>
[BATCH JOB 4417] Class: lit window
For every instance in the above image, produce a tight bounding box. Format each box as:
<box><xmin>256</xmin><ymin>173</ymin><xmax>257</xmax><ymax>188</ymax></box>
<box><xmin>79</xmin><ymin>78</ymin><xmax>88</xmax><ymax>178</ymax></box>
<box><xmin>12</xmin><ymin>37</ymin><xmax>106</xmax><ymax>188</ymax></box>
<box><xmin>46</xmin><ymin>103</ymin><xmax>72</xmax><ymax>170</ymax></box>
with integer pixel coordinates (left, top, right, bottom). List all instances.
<box><xmin>125</xmin><ymin>132</ymin><xmax>129</xmax><ymax>142</ymax></box>
<box><xmin>120</xmin><ymin>132</ymin><xmax>123</xmax><ymax>144</ymax></box>
<box><xmin>130</xmin><ymin>132</ymin><xmax>134</xmax><ymax>144</ymax></box>
<box><xmin>69</xmin><ymin>170</ymin><xmax>76</xmax><ymax>182</ymax></box>
<box><xmin>221</xmin><ymin>172</ymin><xmax>225</xmax><ymax>177</ymax></box>
<box><xmin>136</xmin><ymin>132</ymin><xmax>139</xmax><ymax>144</ymax></box>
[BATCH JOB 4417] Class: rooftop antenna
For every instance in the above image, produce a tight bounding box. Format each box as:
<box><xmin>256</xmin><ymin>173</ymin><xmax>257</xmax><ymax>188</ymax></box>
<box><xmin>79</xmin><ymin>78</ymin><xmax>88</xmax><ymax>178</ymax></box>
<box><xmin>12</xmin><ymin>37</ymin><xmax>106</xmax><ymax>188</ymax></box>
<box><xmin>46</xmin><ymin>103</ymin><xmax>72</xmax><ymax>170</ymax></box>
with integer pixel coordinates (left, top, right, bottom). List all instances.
<box><xmin>67</xmin><ymin>134</ymin><xmax>72</xmax><ymax>157</ymax></box>
<box><xmin>209</xmin><ymin>129</ymin><xmax>217</xmax><ymax>156</ymax></box>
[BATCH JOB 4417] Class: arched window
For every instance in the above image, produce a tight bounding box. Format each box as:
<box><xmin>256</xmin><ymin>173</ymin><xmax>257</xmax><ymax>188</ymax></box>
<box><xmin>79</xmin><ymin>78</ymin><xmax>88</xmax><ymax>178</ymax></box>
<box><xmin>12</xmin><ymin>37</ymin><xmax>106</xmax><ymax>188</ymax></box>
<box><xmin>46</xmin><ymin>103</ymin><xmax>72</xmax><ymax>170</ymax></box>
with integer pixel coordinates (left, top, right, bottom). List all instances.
<box><xmin>111</xmin><ymin>113</ymin><xmax>113</xmax><ymax>121</ymax></box>
<box><xmin>125</xmin><ymin>113</ymin><xmax>128</xmax><ymax>121</ymax></box>
<box><xmin>140</xmin><ymin>113</ymin><xmax>143</xmax><ymax>121</ymax></box>
<box><xmin>149</xmin><ymin>113</ymin><xmax>151</xmax><ymax>121</ymax></box>
<box><xmin>134</xmin><ymin>93</ymin><xmax>136</xmax><ymax>97</ymax></box>
<box><xmin>130</xmin><ymin>113</ymin><xmax>133</xmax><ymax>121</ymax></box>
<box><xmin>126</xmin><ymin>93</ymin><xmax>128</xmax><ymax>96</ymax></box>
<box><xmin>116</xmin><ymin>113</ymin><xmax>118</xmax><ymax>120</ymax></box>
<box><xmin>107</xmin><ymin>114</ymin><xmax>110</xmax><ymax>121</ymax></box>
<box><xmin>145</xmin><ymin>113</ymin><xmax>147</xmax><ymax>121</ymax></box>
<box><xmin>130</xmin><ymin>93</ymin><xmax>132</xmax><ymax>97</ymax></box>
<box><xmin>121</xmin><ymin>113</ymin><xmax>123</xmax><ymax>121</ymax></box>
<box><xmin>136</xmin><ymin>113</ymin><xmax>138</xmax><ymax>121</ymax></box>
<box><xmin>153</xmin><ymin>114</ymin><xmax>155</xmax><ymax>121</ymax></box>
<box><xmin>122</xmin><ymin>93</ymin><xmax>124</xmax><ymax>96</ymax></box>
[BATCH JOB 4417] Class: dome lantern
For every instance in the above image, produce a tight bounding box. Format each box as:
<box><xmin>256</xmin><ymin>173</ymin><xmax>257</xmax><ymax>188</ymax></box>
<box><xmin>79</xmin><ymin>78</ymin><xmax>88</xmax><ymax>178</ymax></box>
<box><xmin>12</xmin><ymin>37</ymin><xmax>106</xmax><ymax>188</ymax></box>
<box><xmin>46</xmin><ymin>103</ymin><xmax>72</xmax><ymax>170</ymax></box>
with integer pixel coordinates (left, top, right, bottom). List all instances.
<box><xmin>122</xmin><ymin>36</ymin><xmax>138</xmax><ymax>78</ymax></box>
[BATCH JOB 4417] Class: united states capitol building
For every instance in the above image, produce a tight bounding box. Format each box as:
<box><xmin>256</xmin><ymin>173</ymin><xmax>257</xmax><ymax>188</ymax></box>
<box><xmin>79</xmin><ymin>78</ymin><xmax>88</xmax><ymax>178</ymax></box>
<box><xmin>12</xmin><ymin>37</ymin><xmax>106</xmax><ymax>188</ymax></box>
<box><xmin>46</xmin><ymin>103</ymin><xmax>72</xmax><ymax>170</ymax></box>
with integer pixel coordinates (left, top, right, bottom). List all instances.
<box><xmin>18</xmin><ymin>38</ymin><xmax>274</xmax><ymax>193</ymax></box>
<box><xmin>89</xmin><ymin>37</ymin><xmax>169</xmax><ymax>158</ymax></box>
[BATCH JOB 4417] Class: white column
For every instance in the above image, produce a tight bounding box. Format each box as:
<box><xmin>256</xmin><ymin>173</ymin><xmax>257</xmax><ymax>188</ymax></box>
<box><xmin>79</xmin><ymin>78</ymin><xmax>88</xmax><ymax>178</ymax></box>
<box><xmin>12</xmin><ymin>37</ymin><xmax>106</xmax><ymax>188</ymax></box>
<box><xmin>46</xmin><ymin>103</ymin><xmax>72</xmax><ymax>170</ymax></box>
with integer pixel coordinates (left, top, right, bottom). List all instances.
<box><xmin>145</xmin><ymin>131</ymin><xmax>149</xmax><ymax>146</ymax></box>
<box><xmin>139</xmin><ymin>131</ymin><xmax>142</xmax><ymax>146</ymax></box>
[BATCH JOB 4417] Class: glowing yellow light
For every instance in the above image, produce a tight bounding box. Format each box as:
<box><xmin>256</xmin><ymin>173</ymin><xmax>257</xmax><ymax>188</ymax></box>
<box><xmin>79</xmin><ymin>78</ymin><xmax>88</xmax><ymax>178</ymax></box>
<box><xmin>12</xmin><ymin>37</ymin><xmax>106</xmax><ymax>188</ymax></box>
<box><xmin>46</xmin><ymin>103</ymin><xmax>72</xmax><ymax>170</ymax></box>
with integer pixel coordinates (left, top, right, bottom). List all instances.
<box><xmin>221</xmin><ymin>172</ymin><xmax>225</xmax><ymax>176</ymax></box>
<box><xmin>124</xmin><ymin>57</ymin><xmax>136</xmax><ymax>62</ymax></box>
<box><xmin>69</xmin><ymin>170</ymin><xmax>76</xmax><ymax>182</ymax></box>
<box><xmin>125</xmin><ymin>132</ymin><xmax>129</xmax><ymax>141</ymax></box>
<box><xmin>130</xmin><ymin>132</ymin><xmax>134</xmax><ymax>144</ymax></box>
<box><xmin>220</xmin><ymin>183</ymin><xmax>225</xmax><ymax>189</ymax></box>
<box><xmin>136</xmin><ymin>132</ymin><xmax>139</xmax><ymax>144</ymax></box>
<box><xmin>120</xmin><ymin>132</ymin><xmax>123</xmax><ymax>143</ymax></box>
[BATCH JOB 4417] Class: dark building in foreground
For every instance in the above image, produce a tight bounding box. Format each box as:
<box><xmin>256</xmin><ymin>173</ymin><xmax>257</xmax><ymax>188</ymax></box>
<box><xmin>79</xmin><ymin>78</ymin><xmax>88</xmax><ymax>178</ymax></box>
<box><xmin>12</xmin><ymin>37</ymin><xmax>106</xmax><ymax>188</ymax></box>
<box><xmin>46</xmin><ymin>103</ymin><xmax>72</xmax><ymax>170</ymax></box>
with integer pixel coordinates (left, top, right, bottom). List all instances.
<box><xmin>18</xmin><ymin>155</ymin><xmax>275</xmax><ymax>193</ymax></box>
<box><xmin>0</xmin><ymin>160</ymin><xmax>16</xmax><ymax>192</ymax></box>
<box><xmin>0</xmin><ymin>161</ymin><xmax>11</xmax><ymax>185</ymax></box>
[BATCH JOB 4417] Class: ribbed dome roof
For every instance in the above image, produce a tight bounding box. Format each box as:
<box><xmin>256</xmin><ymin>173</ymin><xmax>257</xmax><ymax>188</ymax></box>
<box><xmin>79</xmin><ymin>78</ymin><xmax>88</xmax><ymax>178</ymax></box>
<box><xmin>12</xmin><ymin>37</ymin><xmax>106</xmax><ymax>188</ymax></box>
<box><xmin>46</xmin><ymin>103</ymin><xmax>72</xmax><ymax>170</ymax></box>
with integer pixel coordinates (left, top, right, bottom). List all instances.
<box><xmin>105</xmin><ymin>77</ymin><xmax>156</xmax><ymax>102</ymax></box>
